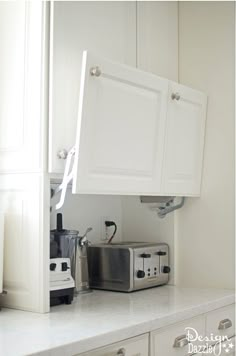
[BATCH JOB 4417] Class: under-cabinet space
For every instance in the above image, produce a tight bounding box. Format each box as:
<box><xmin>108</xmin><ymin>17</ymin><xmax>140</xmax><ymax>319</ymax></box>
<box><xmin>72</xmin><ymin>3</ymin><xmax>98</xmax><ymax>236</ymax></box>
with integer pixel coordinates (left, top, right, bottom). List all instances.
<box><xmin>77</xmin><ymin>333</ymin><xmax>149</xmax><ymax>356</ymax></box>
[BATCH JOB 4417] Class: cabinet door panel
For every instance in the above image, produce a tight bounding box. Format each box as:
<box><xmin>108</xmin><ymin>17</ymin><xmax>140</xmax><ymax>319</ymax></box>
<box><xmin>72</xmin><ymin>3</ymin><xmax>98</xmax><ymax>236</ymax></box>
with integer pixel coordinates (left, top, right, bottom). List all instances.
<box><xmin>0</xmin><ymin>174</ymin><xmax>49</xmax><ymax>313</ymax></box>
<box><xmin>0</xmin><ymin>2</ymin><xmax>46</xmax><ymax>174</ymax></box>
<box><xmin>213</xmin><ymin>336</ymin><xmax>235</xmax><ymax>356</ymax></box>
<box><xmin>49</xmin><ymin>2</ymin><xmax>136</xmax><ymax>174</ymax></box>
<box><xmin>161</xmin><ymin>82</ymin><xmax>207</xmax><ymax>196</ymax></box>
<box><xmin>206</xmin><ymin>304</ymin><xmax>235</xmax><ymax>343</ymax></box>
<box><xmin>150</xmin><ymin>315</ymin><xmax>205</xmax><ymax>356</ymax></box>
<box><xmin>77</xmin><ymin>334</ymin><xmax>149</xmax><ymax>356</ymax></box>
<box><xmin>72</xmin><ymin>51</ymin><xmax>168</xmax><ymax>195</ymax></box>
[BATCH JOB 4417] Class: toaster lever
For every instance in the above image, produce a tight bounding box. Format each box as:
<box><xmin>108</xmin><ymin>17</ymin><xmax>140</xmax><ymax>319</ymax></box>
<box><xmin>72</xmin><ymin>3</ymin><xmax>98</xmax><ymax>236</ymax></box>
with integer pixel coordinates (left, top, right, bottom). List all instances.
<box><xmin>140</xmin><ymin>253</ymin><xmax>151</xmax><ymax>258</ymax></box>
<box><xmin>157</xmin><ymin>251</ymin><xmax>167</xmax><ymax>256</ymax></box>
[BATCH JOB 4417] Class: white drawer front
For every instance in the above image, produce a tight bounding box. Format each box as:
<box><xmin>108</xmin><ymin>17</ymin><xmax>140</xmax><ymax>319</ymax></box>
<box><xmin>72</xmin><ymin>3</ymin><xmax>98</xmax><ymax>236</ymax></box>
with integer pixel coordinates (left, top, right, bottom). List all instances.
<box><xmin>77</xmin><ymin>334</ymin><xmax>149</xmax><ymax>356</ymax></box>
<box><xmin>206</xmin><ymin>304</ymin><xmax>235</xmax><ymax>343</ymax></box>
<box><xmin>151</xmin><ymin>316</ymin><xmax>205</xmax><ymax>356</ymax></box>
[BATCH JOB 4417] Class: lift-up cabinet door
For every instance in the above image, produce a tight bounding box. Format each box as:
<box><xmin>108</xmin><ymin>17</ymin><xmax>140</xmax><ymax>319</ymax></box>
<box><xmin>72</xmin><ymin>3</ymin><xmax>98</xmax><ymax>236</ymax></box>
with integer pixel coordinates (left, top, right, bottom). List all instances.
<box><xmin>161</xmin><ymin>82</ymin><xmax>207</xmax><ymax>196</ymax></box>
<box><xmin>72</xmin><ymin>51</ymin><xmax>168</xmax><ymax>195</ymax></box>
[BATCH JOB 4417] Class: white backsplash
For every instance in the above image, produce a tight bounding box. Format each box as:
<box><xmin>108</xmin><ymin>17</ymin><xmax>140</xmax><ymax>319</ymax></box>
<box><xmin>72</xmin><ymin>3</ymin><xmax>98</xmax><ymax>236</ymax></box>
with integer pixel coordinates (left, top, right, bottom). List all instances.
<box><xmin>50</xmin><ymin>185</ymin><xmax>123</xmax><ymax>244</ymax></box>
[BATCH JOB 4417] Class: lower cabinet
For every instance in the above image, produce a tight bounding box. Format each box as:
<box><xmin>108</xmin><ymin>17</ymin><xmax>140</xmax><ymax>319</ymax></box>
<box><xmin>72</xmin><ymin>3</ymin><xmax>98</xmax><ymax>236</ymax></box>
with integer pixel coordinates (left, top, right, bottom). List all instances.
<box><xmin>78</xmin><ymin>304</ymin><xmax>235</xmax><ymax>356</ymax></box>
<box><xmin>206</xmin><ymin>304</ymin><xmax>235</xmax><ymax>343</ymax></box>
<box><xmin>150</xmin><ymin>304</ymin><xmax>235</xmax><ymax>356</ymax></box>
<box><xmin>77</xmin><ymin>334</ymin><xmax>149</xmax><ymax>356</ymax></box>
<box><xmin>213</xmin><ymin>336</ymin><xmax>235</xmax><ymax>356</ymax></box>
<box><xmin>150</xmin><ymin>315</ymin><xmax>205</xmax><ymax>356</ymax></box>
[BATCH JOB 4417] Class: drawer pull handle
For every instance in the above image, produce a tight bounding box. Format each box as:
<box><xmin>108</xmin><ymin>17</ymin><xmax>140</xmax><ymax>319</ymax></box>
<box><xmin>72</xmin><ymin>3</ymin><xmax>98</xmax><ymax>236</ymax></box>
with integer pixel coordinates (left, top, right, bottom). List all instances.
<box><xmin>173</xmin><ymin>334</ymin><xmax>189</xmax><ymax>348</ymax></box>
<box><xmin>117</xmin><ymin>348</ymin><xmax>126</xmax><ymax>356</ymax></box>
<box><xmin>171</xmin><ymin>92</ymin><xmax>180</xmax><ymax>101</ymax></box>
<box><xmin>90</xmin><ymin>66</ymin><xmax>102</xmax><ymax>77</ymax></box>
<box><xmin>218</xmin><ymin>318</ymin><xmax>232</xmax><ymax>330</ymax></box>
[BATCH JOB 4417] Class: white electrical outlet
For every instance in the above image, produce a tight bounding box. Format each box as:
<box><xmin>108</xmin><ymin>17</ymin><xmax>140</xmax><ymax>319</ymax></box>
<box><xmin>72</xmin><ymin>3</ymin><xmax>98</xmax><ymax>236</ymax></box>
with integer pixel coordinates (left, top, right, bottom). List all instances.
<box><xmin>100</xmin><ymin>215</ymin><xmax>121</xmax><ymax>242</ymax></box>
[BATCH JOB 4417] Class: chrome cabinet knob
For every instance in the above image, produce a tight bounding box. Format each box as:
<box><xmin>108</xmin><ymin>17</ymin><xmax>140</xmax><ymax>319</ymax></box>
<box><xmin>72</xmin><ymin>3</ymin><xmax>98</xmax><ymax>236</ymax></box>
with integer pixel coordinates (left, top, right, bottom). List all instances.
<box><xmin>90</xmin><ymin>66</ymin><xmax>102</xmax><ymax>77</ymax></box>
<box><xmin>117</xmin><ymin>348</ymin><xmax>126</xmax><ymax>355</ymax></box>
<box><xmin>218</xmin><ymin>318</ymin><xmax>232</xmax><ymax>330</ymax></box>
<box><xmin>171</xmin><ymin>92</ymin><xmax>180</xmax><ymax>101</ymax></box>
<box><xmin>57</xmin><ymin>149</ymin><xmax>68</xmax><ymax>160</ymax></box>
<box><xmin>173</xmin><ymin>334</ymin><xmax>189</xmax><ymax>348</ymax></box>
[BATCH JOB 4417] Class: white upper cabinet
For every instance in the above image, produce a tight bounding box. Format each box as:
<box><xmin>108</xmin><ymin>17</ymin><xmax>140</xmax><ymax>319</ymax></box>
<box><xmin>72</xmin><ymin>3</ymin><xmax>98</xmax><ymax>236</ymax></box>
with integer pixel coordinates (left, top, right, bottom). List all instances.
<box><xmin>161</xmin><ymin>82</ymin><xmax>207</xmax><ymax>196</ymax></box>
<box><xmin>72</xmin><ymin>52</ymin><xmax>168</xmax><ymax>195</ymax></box>
<box><xmin>71</xmin><ymin>55</ymin><xmax>207</xmax><ymax>197</ymax></box>
<box><xmin>49</xmin><ymin>2</ymin><xmax>207</xmax><ymax>197</ymax></box>
<box><xmin>49</xmin><ymin>2</ymin><xmax>136</xmax><ymax>174</ymax></box>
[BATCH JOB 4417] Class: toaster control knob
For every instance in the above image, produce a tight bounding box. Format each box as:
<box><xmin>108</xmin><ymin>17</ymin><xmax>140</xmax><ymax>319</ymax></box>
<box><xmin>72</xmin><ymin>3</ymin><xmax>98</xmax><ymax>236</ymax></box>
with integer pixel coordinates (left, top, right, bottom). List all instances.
<box><xmin>137</xmin><ymin>270</ymin><xmax>145</xmax><ymax>278</ymax></box>
<box><xmin>163</xmin><ymin>266</ymin><xmax>171</xmax><ymax>274</ymax></box>
<box><xmin>50</xmin><ymin>263</ymin><xmax>56</xmax><ymax>271</ymax></box>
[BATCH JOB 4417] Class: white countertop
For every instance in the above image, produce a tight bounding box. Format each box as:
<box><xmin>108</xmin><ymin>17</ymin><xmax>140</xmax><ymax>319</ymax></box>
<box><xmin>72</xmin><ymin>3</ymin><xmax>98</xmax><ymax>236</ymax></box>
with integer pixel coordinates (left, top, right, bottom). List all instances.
<box><xmin>0</xmin><ymin>286</ymin><xmax>234</xmax><ymax>356</ymax></box>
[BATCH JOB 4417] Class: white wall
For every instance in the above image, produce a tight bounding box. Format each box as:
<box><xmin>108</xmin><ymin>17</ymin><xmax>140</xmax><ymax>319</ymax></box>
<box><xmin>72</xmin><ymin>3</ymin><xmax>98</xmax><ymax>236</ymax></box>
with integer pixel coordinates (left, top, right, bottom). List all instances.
<box><xmin>51</xmin><ymin>186</ymin><xmax>123</xmax><ymax>244</ymax></box>
<box><xmin>176</xmin><ymin>1</ymin><xmax>235</xmax><ymax>289</ymax></box>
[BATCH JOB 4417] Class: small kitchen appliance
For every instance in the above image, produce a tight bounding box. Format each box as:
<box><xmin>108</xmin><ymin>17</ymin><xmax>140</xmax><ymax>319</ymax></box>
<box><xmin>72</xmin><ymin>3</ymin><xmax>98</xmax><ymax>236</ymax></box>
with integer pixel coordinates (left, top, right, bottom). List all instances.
<box><xmin>50</xmin><ymin>213</ymin><xmax>78</xmax><ymax>258</ymax></box>
<box><xmin>71</xmin><ymin>227</ymin><xmax>93</xmax><ymax>295</ymax></box>
<box><xmin>50</xmin><ymin>258</ymin><xmax>75</xmax><ymax>306</ymax></box>
<box><xmin>50</xmin><ymin>214</ymin><xmax>92</xmax><ymax>296</ymax></box>
<box><xmin>87</xmin><ymin>242</ymin><xmax>170</xmax><ymax>292</ymax></box>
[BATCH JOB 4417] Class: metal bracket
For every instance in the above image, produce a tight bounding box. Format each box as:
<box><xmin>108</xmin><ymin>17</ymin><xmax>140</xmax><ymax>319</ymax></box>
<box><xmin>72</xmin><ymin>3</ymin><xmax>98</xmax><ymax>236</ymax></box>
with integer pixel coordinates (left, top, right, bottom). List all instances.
<box><xmin>51</xmin><ymin>146</ymin><xmax>76</xmax><ymax>211</ymax></box>
<box><xmin>140</xmin><ymin>196</ymin><xmax>185</xmax><ymax>218</ymax></box>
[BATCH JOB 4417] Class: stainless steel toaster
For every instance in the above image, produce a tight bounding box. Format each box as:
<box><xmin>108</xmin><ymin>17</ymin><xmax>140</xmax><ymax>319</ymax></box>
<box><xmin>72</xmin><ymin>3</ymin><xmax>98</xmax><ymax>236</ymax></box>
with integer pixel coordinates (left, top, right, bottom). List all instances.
<box><xmin>87</xmin><ymin>242</ymin><xmax>170</xmax><ymax>292</ymax></box>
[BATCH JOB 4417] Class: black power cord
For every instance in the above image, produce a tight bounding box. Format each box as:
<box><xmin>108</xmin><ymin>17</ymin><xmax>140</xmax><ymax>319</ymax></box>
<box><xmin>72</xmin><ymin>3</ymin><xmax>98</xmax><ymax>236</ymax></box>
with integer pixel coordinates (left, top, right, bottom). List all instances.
<box><xmin>105</xmin><ymin>221</ymin><xmax>117</xmax><ymax>244</ymax></box>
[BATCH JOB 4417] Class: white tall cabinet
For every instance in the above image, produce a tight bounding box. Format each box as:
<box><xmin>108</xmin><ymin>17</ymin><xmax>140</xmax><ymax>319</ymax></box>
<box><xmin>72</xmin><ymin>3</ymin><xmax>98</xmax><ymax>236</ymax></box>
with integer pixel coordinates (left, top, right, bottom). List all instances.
<box><xmin>0</xmin><ymin>2</ymin><xmax>50</xmax><ymax>312</ymax></box>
